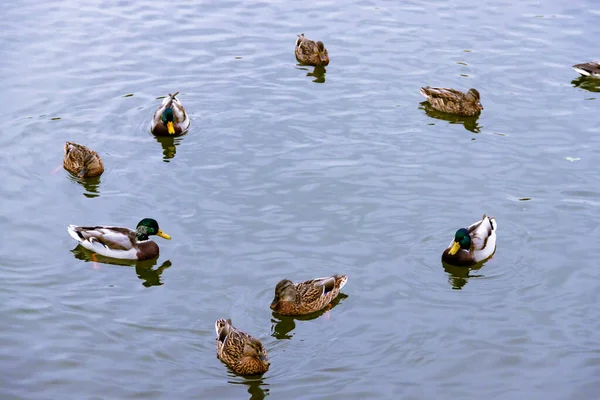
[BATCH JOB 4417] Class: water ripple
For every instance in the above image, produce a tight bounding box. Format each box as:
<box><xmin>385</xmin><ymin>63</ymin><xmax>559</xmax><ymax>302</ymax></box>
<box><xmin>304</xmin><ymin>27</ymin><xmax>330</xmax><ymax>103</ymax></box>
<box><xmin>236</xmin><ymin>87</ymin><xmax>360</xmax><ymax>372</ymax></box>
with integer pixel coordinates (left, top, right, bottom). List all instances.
<box><xmin>2</xmin><ymin>0</ymin><xmax>600</xmax><ymax>399</ymax></box>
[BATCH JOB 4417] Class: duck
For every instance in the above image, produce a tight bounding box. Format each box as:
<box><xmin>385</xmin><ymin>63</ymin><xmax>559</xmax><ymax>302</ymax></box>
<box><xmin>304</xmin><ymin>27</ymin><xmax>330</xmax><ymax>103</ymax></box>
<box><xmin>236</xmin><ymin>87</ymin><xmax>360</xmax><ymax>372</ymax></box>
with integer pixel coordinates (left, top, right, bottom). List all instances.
<box><xmin>67</xmin><ymin>218</ymin><xmax>171</xmax><ymax>261</ymax></box>
<box><xmin>295</xmin><ymin>34</ymin><xmax>329</xmax><ymax>66</ymax></box>
<box><xmin>420</xmin><ymin>86</ymin><xmax>483</xmax><ymax>116</ymax></box>
<box><xmin>151</xmin><ymin>92</ymin><xmax>190</xmax><ymax>136</ymax></box>
<box><xmin>215</xmin><ymin>319</ymin><xmax>270</xmax><ymax>375</ymax></box>
<box><xmin>63</xmin><ymin>142</ymin><xmax>104</xmax><ymax>178</ymax></box>
<box><xmin>270</xmin><ymin>274</ymin><xmax>348</xmax><ymax>316</ymax></box>
<box><xmin>442</xmin><ymin>214</ymin><xmax>497</xmax><ymax>267</ymax></box>
<box><xmin>572</xmin><ymin>61</ymin><xmax>600</xmax><ymax>78</ymax></box>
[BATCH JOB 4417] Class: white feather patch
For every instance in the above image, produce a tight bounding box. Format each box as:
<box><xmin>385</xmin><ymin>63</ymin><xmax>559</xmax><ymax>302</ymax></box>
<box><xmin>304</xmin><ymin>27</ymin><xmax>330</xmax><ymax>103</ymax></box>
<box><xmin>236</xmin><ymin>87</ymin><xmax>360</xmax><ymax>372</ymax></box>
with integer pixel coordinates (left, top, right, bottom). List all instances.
<box><xmin>66</xmin><ymin>224</ymin><xmax>139</xmax><ymax>260</ymax></box>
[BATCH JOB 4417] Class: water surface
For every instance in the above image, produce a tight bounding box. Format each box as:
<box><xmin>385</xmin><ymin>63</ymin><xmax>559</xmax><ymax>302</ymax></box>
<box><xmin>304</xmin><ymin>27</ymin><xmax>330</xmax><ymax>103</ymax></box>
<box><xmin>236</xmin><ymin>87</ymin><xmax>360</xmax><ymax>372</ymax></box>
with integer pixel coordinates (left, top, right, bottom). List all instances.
<box><xmin>2</xmin><ymin>0</ymin><xmax>600</xmax><ymax>399</ymax></box>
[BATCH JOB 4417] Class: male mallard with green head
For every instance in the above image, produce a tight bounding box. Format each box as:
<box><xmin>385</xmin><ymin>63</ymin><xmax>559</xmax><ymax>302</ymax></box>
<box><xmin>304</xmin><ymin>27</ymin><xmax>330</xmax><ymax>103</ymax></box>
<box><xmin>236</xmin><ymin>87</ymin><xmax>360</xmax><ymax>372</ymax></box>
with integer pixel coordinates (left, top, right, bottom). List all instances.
<box><xmin>295</xmin><ymin>34</ymin><xmax>329</xmax><ymax>66</ymax></box>
<box><xmin>67</xmin><ymin>218</ymin><xmax>171</xmax><ymax>261</ymax></box>
<box><xmin>572</xmin><ymin>61</ymin><xmax>600</xmax><ymax>78</ymax></box>
<box><xmin>151</xmin><ymin>92</ymin><xmax>190</xmax><ymax>136</ymax></box>
<box><xmin>442</xmin><ymin>214</ymin><xmax>497</xmax><ymax>267</ymax></box>
<box><xmin>420</xmin><ymin>86</ymin><xmax>483</xmax><ymax>116</ymax></box>
<box><xmin>215</xmin><ymin>319</ymin><xmax>270</xmax><ymax>375</ymax></box>
<box><xmin>270</xmin><ymin>274</ymin><xmax>348</xmax><ymax>316</ymax></box>
<box><xmin>63</xmin><ymin>142</ymin><xmax>104</xmax><ymax>178</ymax></box>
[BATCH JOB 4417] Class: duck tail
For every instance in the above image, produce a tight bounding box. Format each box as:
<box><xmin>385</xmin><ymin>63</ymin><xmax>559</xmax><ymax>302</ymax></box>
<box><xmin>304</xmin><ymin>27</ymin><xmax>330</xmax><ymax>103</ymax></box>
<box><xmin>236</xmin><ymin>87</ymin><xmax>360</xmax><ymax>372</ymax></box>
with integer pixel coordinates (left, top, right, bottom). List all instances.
<box><xmin>489</xmin><ymin>216</ymin><xmax>497</xmax><ymax>231</ymax></box>
<box><xmin>481</xmin><ymin>214</ymin><xmax>497</xmax><ymax>231</ymax></box>
<box><xmin>67</xmin><ymin>225</ymin><xmax>83</xmax><ymax>242</ymax></box>
<box><xmin>573</xmin><ymin>66</ymin><xmax>591</xmax><ymax>76</ymax></box>
<box><xmin>215</xmin><ymin>318</ymin><xmax>232</xmax><ymax>336</ymax></box>
<box><xmin>215</xmin><ymin>319</ymin><xmax>225</xmax><ymax>336</ymax></box>
<box><xmin>162</xmin><ymin>92</ymin><xmax>180</xmax><ymax>109</ymax></box>
<box><xmin>335</xmin><ymin>274</ymin><xmax>348</xmax><ymax>290</ymax></box>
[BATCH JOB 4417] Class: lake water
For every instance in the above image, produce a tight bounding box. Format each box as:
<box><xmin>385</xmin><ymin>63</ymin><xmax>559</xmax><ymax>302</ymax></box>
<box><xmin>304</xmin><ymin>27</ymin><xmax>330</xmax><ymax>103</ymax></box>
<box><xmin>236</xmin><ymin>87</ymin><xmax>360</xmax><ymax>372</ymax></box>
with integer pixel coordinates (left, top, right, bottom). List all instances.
<box><xmin>2</xmin><ymin>0</ymin><xmax>599</xmax><ymax>399</ymax></box>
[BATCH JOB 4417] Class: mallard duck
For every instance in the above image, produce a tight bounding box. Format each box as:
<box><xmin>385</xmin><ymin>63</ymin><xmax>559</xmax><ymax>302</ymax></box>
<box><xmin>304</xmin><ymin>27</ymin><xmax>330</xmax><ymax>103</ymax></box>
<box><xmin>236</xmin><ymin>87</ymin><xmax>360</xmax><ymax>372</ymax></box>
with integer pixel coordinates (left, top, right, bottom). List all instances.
<box><xmin>270</xmin><ymin>274</ymin><xmax>348</xmax><ymax>316</ymax></box>
<box><xmin>151</xmin><ymin>92</ymin><xmax>190</xmax><ymax>136</ymax></box>
<box><xmin>420</xmin><ymin>86</ymin><xmax>483</xmax><ymax>116</ymax></box>
<box><xmin>295</xmin><ymin>34</ymin><xmax>329</xmax><ymax>66</ymax></box>
<box><xmin>572</xmin><ymin>61</ymin><xmax>600</xmax><ymax>78</ymax></box>
<box><xmin>63</xmin><ymin>142</ymin><xmax>104</xmax><ymax>178</ymax></box>
<box><xmin>67</xmin><ymin>218</ymin><xmax>171</xmax><ymax>261</ymax></box>
<box><xmin>442</xmin><ymin>214</ymin><xmax>497</xmax><ymax>267</ymax></box>
<box><xmin>215</xmin><ymin>319</ymin><xmax>269</xmax><ymax>375</ymax></box>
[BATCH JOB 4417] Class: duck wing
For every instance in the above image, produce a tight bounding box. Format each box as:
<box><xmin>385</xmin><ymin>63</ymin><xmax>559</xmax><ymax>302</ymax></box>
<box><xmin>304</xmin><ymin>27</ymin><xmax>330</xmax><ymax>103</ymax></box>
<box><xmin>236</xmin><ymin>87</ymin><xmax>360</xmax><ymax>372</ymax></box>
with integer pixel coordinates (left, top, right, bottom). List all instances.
<box><xmin>296</xmin><ymin>275</ymin><xmax>338</xmax><ymax>304</ymax></box>
<box><xmin>152</xmin><ymin>92</ymin><xmax>179</xmax><ymax>123</ymax></box>
<box><xmin>68</xmin><ymin>225</ymin><xmax>136</xmax><ymax>251</ymax></box>
<box><xmin>420</xmin><ymin>86</ymin><xmax>466</xmax><ymax>100</ymax></box>
<box><xmin>296</xmin><ymin>34</ymin><xmax>317</xmax><ymax>55</ymax></box>
<box><xmin>222</xmin><ymin>323</ymin><xmax>249</xmax><ymax>356</ymax></box>
<box><xmin>573</xmin><ymin>61</ymin><xmax>600</xmax><ymax>77</ymax></box>
<box><xmin>467</xmin><ymin>215</ymin><xmax>495</xmax><ymax>251</ymax></box>
<box><xmin>169</xmin><ymin>92</ymin><xmax>188</xmax><ymax>125</ymax></box>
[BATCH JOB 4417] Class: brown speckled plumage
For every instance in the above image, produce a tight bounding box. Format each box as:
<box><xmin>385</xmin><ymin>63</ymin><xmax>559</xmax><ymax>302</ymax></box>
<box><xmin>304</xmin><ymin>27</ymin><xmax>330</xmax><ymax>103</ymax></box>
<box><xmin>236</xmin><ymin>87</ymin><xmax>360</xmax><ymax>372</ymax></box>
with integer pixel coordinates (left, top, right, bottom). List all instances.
<box><xmin>295</xmin><ymin>34</ymin><xmax>329</xmax><ymax>66</ymax></box>
<box><xmin>215</xmin><ymin>319</ymin><xmax>269</xmax><ymax>375</ymax></box>
<box><xmin>420</xmin><ymin>87</ymin><xmax>483</xmax><ymax>116</ymax></box>
<box><xmin>63</xmin><ymin>142</ymin><xmax>104</xmax><ymax>178</ymax></box>
<box><xmin>270</xmin><ymin>274</ymin><xmax>348</xmax><ymax>316</ymax></box>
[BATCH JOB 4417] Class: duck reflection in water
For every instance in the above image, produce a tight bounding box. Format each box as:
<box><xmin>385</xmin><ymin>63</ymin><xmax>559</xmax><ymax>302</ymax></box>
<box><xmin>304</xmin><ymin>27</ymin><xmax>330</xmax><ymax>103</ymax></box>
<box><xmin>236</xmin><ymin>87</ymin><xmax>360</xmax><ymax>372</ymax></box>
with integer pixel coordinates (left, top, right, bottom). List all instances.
<box><xmin>65</xmin><ymin>173</ymin><xmax>102</xmax><ymax>198</ymax></box>
<box><xmin>228</xmin><ymin>376</ymin><xmax>270</xmax><ymax>400</ymax></box>
<box><xmin>296</xmin><ymin>65</ymin><xmax>326</xmax><ymax>83</ymax></box>
<box><xmin>270</xmin><ymin>293</ymin><xmax>348</xmax><ymax>340</ymax></box>
<box><xmin>571</xmin><ymin>76</ymin><xmax>600</xmax><ymax>93</ymax></box>
<box><xmin>419</xmin><ymin>101</ymin><xmax>481</xmax><ymax>133</ymax></box>
<box><xmin>442</xmin><ymin>262</ymin><xmax>485</xmax><ymax>290</ymax></box>
<box><xmin>154</xmin><ymin>134</ymin><xmax>186</xmax><ymax>162</ymax></box>
<box><xmin>70</xmin><ymin>245</ymin><xmax>172</xmax><ymax>287</ymax></box>
<box><xmin>307</xmin><ymin>65</ymin><xmax>326</xmax><ymax>83</ymax></box>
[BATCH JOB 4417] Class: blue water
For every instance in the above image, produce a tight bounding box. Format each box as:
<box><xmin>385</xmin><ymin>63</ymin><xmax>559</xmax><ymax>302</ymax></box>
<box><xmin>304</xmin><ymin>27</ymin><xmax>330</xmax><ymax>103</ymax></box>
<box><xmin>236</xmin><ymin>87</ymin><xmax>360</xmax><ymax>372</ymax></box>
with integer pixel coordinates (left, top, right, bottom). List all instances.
<box><xmin>1</xmin><ymin>0</ymin><xmax>599</xmax><ymax>399</ymax></box>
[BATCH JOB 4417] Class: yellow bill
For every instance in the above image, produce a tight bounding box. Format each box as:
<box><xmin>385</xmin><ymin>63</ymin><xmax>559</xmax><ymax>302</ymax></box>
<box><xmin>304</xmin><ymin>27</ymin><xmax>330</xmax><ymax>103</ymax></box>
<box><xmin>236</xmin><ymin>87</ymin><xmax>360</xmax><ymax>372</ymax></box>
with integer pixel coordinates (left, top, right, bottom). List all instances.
<box><xmin>157</xmin><ymin>229</ymin><xmax>171</xmax><ymax>240</ymax></box>
<box><xmin>167</xmin><ymin>121</ymin><xmax>175</xmax><ymax>135</ymax></box>
<box><xmin>448</xmin><ymin>241</ymin><xmax>461</xmax><ymax>255</ymax></box>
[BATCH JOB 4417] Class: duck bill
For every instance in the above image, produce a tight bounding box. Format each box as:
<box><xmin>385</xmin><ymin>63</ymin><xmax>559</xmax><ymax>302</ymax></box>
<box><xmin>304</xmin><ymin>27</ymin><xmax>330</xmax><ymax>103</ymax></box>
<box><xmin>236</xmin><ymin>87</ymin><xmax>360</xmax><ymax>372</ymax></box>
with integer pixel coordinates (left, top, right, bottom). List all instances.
<box><xmin>269</xmin><ymin>299</ymin><xmax>278</xmax><ymax>310</ymax></box>
<box><xmin>167</xmin><ymin>121</ymin><xmax>175</xmax><ymax>135</ymax></box>
<box><xmin>448</xmin><ymin>241</ymin><xmax>461</xmax><ymax>256</ymax></box>
<box><xmin>319</xmin><ymin>53</ymin><xmax>327</xmax><ymax>63</ymax></box>
<box><xmin>157</xmin><ymin>229</ymin><xmax>172</xmax><ymax>240</ymax></box>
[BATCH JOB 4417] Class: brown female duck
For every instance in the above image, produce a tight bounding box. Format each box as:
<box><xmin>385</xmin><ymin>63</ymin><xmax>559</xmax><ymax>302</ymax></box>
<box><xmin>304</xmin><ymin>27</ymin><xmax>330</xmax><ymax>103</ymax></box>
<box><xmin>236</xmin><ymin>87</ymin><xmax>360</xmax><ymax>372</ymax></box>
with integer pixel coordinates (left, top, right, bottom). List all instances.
<box><xmin>63</xmin><ymin>142</ymin><xmax>104</xmax><ymax>178</ymax></box>
<box><xmin>215</xmin><ymin>319</ymin><xmax>269</xmax><ymax>375</ymax></box>
<box><xmin>420</xmin><ymin>86</ymin><xmax>483</xmax><ymax>116</ymax></box>
<box><xmin>270</xmin><ymin>274</ymin><xmax>348</xmax><ymax>316</ymax></box>
<box><xmin>295</xmin><ymin>34</ymin><xmax>329</xmax><ymax>66</ymax></box>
